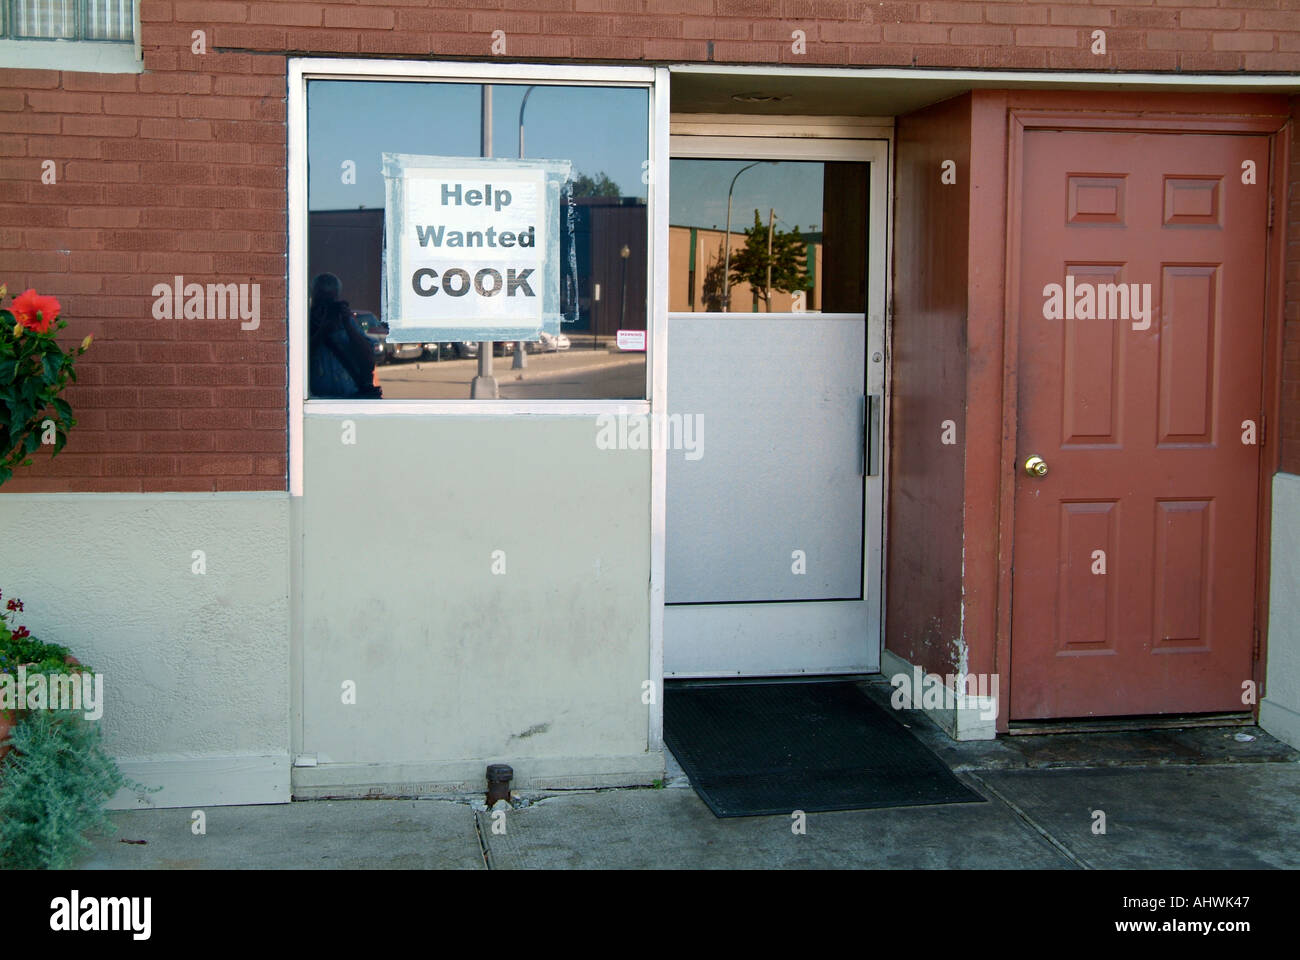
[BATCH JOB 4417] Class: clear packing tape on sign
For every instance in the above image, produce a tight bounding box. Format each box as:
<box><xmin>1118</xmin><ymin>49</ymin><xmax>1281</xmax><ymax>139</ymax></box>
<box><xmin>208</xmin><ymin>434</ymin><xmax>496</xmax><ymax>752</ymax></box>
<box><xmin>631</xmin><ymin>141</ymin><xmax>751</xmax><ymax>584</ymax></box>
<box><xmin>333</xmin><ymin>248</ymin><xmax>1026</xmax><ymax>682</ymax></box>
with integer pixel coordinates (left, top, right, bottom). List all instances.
<box><xmin>381</xmin><ymin>153</ymin><xmax>575</xmax><ymax>343</ymax></box>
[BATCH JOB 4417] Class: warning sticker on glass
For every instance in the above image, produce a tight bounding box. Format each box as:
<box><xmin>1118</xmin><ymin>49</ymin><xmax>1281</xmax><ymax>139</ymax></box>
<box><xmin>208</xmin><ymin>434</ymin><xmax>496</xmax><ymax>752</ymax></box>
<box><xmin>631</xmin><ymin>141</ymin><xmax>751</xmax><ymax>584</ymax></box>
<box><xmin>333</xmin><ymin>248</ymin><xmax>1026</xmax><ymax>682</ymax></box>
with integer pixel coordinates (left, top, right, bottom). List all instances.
<box><xmin>616</xmin><ymin>329</ymin><xmax>646</xmax><ymax>351</ymax></box>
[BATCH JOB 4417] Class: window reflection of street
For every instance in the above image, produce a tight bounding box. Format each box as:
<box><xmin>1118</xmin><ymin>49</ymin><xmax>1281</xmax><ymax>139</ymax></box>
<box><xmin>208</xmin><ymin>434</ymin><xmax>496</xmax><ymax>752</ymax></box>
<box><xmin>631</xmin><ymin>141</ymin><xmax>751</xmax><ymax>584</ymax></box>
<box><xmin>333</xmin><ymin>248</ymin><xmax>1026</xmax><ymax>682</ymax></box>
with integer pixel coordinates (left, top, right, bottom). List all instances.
<box><xmin>373</xmin><ymin>345</ymin><xmax>646</xmax><ymax>399</ymax></box>
<box><xmin>668</xmin><ymin>159</ymin><xmax>867</xmax><ymax>314</ymax></box>
<box><xmin>306</xmin><ymin>79</ymin><xmax>650</xmax><ymax>400</ymax></box>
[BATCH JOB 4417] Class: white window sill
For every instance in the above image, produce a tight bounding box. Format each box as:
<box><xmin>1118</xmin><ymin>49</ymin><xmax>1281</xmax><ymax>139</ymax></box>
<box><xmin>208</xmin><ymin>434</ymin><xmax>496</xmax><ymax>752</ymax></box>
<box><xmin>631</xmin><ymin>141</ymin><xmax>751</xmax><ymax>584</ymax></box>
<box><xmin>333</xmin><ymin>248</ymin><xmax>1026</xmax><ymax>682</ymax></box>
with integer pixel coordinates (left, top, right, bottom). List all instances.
<box><xmin>304</xmin><ymin>399</ymin><xmax>652</xmax><ymax>417</ymax></box>
<box><xmin>0</xmin><ymin>38</ymin><xmax>142</xmax><ymax>73</ymax></box>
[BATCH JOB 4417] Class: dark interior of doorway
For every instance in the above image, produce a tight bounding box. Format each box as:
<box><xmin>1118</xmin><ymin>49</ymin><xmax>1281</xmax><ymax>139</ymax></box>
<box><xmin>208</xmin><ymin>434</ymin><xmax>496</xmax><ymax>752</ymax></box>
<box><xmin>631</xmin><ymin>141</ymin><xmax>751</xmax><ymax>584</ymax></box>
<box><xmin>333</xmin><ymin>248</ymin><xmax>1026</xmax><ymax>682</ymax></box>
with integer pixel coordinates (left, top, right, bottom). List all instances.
<box><xmin>663</xmin><ymin>678</ymin><xmax>983</xmax><ymax>817</ymax></box>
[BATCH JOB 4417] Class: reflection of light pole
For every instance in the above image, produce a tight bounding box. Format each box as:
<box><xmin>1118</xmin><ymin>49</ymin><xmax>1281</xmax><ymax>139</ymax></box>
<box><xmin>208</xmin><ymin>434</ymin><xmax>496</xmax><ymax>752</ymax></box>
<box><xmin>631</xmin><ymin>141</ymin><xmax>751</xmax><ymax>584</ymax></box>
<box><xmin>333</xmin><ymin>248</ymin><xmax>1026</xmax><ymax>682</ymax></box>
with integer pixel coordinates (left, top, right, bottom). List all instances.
<box><xmin>619</xmin><ymin>244</ymin><xmax>630</xmax><ymax>337</ymax></box>
<box><xmin>721</xmin><ymin>160</ymin><xmax>773</xmax><ymax>312</ymax></box>
<box><xmin>518</xmin><ymin>85</ymin><xmax>536</xmax><ymax>159</ymax></box>
<box><xmin>512</xmin><ymin>86</ymin><xmax>538</xmax><ymax>370</ymax></box>
<box><xmin>471</xmin><ymin>84</ymin><xmax>498</xmax><ymax>398</ymax></box>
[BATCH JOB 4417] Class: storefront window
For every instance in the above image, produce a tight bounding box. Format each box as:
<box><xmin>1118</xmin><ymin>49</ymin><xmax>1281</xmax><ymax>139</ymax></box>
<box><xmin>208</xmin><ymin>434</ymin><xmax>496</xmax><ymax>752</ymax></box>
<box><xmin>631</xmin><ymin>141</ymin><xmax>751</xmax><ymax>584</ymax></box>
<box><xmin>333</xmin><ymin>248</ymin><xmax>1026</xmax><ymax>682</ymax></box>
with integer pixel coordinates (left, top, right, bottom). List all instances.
<box><xmin>306</xmin><ymin>80</ymin><xmax>650</xmax><ymax>400</ymax></box>
<box><xmin>668</xmin><ymin>159</ymin><xmax>867</xmax><ymax>314</ymax></box>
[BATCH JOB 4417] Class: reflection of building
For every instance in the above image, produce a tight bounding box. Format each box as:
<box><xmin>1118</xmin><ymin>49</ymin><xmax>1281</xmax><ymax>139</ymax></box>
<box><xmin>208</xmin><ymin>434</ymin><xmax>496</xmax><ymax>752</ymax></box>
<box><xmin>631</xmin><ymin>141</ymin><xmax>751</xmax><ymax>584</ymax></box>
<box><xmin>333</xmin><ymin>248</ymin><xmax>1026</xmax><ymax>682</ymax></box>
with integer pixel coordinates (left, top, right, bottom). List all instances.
<box><xmin>309</xmin><ymin>210</ymin><xmax>383</xmax><ymax>316</ymax></box>
<box><xmin>307</xmin><ymin>200</ymin><xmax>647</xmax><ymax>337</ymax></box>
<box><xmin>573</xmin><ymin>197</ymin><xmax>647</xmax><ymax>337</ymax></box>
<box><xmin>669</xmin><ymin>225</ymin><xmax>823</xmax><ymax>312</ymax></box>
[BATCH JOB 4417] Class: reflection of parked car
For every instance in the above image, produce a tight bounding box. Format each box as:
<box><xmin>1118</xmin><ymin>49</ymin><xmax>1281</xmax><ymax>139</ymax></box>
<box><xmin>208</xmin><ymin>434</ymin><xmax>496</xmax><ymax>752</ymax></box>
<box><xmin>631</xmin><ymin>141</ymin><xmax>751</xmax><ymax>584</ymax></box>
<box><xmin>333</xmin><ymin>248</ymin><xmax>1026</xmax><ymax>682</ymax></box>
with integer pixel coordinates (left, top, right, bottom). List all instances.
<box><xmin>441</xmin><ymin>341</ymin><xmax>532</xmax><ymax>359</ymax></box>
<box><xmin>385</xmin><ymin>340</ymin><xmax>423</xmax><ymax>362</ymax></box>
<box><xmin>353</xmin><ymin>311</ymin><xmax>387</xmax><ymax>364</ymax></box>
<box><xmin>449</xmin><ymin>341</ymin><xmax>514</xmax><ymax>358</ymax></box>
<box><xmin>527</xmin><ymin>331</ymin><xmax>571</xmax><ymax>353</ymax></box>
<box><xmin>353</xmin><ymin>310</ymin><xmax>423</xmax><ymax>362</ymax></box>
<box><xmin>421</xmin><ymin>343</ymin><xmax>471</xmax><ymax>360</ymax></box>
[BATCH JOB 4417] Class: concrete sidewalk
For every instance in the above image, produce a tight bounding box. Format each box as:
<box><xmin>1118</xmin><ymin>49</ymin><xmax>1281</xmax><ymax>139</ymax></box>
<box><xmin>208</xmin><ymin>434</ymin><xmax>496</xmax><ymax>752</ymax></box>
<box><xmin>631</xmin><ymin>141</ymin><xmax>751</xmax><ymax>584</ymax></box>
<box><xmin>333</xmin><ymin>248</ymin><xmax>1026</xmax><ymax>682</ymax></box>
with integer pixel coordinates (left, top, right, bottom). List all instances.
<box><xmin>81</xmin><ymin>685</ymin><xmax>1300</xmax><ymax>870</ymax></box>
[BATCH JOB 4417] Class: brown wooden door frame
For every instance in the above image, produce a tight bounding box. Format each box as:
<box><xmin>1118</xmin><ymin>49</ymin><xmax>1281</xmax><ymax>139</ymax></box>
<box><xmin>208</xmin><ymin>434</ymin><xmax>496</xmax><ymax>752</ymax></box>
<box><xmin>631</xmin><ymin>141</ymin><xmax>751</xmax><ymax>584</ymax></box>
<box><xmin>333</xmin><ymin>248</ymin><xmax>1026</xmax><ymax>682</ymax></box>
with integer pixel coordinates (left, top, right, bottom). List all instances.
<box><xmin>995</xmin><ymin>106</ymin><xmax>1291</xmax><ymax>730</ymax></box>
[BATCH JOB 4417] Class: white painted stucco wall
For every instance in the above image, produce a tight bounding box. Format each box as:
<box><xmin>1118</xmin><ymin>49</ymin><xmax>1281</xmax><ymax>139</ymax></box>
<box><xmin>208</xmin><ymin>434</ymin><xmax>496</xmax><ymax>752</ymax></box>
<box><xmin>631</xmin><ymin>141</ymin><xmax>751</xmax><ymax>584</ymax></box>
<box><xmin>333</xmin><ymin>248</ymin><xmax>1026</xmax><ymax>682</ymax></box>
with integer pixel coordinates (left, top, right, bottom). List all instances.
<box><xmin>1261</xmin><ymin>471</ymin><xmax>1300</xmax><ymax>750</ymax></box>
<box><xmin>293</xmin><ymin>414</ymin><xmax>661</xmax><ymax>796</ymax></box>
<box><xmin>0</xmin><ymin>492</ymin><xmax>292</xmax><ymax>807</ymax></box>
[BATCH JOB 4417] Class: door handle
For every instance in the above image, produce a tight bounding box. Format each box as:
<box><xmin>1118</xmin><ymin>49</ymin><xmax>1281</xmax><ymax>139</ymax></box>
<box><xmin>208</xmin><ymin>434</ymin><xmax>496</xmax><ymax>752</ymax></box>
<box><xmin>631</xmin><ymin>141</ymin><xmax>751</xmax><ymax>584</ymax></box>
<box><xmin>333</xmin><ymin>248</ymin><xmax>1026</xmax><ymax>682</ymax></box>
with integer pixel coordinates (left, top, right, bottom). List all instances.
<box><xmin>1024</xmin><ymin>455</ymin><xmax>1048</xmax><ymax>478</ymax></box>
<box><xmin>863</xmin><ymin>394</ymin><xmax>882</xmax><ymax>477</ymax></box>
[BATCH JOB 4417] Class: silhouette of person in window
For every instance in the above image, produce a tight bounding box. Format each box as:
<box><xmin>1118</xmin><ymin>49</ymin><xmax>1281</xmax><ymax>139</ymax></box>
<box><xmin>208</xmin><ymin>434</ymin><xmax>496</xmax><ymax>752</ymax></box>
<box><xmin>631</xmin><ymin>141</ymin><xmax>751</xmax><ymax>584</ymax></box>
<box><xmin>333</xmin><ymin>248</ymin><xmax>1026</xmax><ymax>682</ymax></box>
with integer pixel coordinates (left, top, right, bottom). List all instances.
<box><xmin>308</xmin><ymin>273</ymin><xmax>381</xmax><ymax>399</ymax></box>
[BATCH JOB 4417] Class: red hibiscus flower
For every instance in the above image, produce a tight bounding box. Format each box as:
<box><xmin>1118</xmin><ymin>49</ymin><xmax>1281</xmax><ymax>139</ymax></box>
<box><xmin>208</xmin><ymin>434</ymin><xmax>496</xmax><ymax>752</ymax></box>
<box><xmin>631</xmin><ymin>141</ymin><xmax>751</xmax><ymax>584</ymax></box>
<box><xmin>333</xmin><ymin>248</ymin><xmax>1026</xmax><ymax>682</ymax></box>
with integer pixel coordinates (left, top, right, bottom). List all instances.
<box><xmin>11</xmin><ymin>288</ymin><xmax>61</xmax><ymax>334</ymax></box>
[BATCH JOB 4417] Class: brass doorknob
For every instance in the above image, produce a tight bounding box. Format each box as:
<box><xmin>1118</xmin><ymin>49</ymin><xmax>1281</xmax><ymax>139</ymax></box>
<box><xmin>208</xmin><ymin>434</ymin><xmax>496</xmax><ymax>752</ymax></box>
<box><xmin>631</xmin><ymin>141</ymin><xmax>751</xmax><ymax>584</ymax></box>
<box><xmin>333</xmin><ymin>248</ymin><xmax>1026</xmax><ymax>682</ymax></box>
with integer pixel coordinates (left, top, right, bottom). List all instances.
<box><xmin>1024</xmin><ymin>455</ymin><xmax>1048</xmax><ymax>478</ymax></box>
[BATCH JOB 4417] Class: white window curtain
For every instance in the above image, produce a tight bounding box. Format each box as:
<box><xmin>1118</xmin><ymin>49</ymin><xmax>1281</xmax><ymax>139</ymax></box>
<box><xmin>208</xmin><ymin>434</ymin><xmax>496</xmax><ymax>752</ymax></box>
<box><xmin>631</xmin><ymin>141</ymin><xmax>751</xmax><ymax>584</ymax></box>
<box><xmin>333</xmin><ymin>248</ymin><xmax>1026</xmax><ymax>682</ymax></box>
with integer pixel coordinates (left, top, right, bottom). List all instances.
<box><xmin>10</xmin><ymin>0</ymin><xmax>133</xmax><ymax>41</ymax></box>
<box><xmin>84</xmin><ymin>0</ymin><xmax>131</xmax><ymax>40</ymax></box>
<box><xmin>13</xmin><ymin>0</ymin><xmax>76</xmax><ymax>38</ymax></box>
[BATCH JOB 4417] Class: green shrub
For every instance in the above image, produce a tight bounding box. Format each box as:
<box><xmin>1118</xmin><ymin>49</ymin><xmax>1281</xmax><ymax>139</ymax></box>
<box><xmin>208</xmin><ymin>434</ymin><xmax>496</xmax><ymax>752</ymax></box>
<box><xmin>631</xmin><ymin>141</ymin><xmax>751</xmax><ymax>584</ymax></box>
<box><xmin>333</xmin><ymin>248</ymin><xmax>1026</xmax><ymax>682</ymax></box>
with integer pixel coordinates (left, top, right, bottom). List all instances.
<box><xmin>0</xmin><ymin>590</ymin><xmax>153</xmax><ymax>869</ymax></box>
<box><xmin>0</xmin><ymin>709</ymin><xmax>126</xmax><ymax>869</ymax></box>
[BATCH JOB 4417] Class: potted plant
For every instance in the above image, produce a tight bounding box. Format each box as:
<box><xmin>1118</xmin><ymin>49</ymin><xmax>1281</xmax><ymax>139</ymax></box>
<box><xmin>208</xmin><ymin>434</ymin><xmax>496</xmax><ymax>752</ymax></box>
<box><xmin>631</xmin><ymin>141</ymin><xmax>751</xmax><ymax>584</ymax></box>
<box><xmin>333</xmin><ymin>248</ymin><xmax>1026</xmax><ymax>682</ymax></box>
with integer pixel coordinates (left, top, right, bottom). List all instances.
<box><xmin>0</xmin><ymin>283</ymin><xmax>92</xmax><ymax>487</ymax></box>
<box><xmin>0</xmin><ymin>590</ymin><xmax>148</xmax><ymax>868</ymax></box>
<box><xmin>0</xmin><ymin>709</ymin><xmax>129</xmax><ymax>869</ymax></box>
<box><xmin>0</xmin><ymin>591</ymin><xmax>81</xmax><ymax>762</ymax></box>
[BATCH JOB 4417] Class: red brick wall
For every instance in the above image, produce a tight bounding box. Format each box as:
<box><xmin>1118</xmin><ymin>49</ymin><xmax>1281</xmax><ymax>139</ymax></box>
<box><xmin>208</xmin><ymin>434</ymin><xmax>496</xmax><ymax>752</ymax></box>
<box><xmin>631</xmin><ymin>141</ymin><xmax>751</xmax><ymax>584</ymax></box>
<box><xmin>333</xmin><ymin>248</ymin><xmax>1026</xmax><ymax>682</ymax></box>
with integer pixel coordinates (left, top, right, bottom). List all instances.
<box><xmin>151</xmin><ymin>0</ymin><xmax>1300</xmax><ymax>72</ymax></box>
<box><xmin>2</xmin><ymin>0</ymin><xmax>1300</xmax><ymax>491</ymax></box>
<box><xmin>1</xmin><ymin>46</ymin><xmax>287</xmax><ymax>492</ymax></box>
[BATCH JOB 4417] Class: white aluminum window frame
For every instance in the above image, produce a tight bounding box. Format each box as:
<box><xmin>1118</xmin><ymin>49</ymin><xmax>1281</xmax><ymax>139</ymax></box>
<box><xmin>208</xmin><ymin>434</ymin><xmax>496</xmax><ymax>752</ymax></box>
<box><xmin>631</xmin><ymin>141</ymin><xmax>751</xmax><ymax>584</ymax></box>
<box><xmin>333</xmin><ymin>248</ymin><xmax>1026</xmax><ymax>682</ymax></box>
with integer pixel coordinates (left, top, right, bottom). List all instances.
<box><xmin>288</xmin><ymin>59</ymin><xmax>668</xmax><ymax>491</ymax></box>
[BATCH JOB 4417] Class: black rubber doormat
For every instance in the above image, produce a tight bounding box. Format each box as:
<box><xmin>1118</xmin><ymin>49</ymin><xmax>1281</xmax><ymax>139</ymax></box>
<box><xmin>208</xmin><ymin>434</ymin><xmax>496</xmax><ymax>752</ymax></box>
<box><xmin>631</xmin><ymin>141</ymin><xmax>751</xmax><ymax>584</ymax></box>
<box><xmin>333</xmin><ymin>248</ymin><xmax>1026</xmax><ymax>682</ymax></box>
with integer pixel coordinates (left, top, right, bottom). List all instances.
<box><xmin>663</xmin><ymin>679</ymin><xmax>984</xmax><ymax>818</ymax></box>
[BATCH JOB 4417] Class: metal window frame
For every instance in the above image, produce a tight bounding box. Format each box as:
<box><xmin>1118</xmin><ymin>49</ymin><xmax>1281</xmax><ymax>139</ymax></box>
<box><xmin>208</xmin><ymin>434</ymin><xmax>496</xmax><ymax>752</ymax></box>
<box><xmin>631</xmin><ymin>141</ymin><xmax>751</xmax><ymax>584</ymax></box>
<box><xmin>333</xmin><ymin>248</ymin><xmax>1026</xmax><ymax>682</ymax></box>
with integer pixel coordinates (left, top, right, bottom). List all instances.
<box><xmin>0</xmin><ymin>0</ymin><xmax>140</xmax><ymax>72</ymax></box>
<box><xmin>287</xmin><ymin>61</ymin><xmax>666</xmax><ymax>477</ymax></box>
<box><xmin>3</xmin><ymin>0</ymin><xmax>135</xmax><ymax>41</ymax></box>
<box><xmin>288</xmin><ymin>58</ymin><xmax>669</xmax><ymax>757</ymax></box>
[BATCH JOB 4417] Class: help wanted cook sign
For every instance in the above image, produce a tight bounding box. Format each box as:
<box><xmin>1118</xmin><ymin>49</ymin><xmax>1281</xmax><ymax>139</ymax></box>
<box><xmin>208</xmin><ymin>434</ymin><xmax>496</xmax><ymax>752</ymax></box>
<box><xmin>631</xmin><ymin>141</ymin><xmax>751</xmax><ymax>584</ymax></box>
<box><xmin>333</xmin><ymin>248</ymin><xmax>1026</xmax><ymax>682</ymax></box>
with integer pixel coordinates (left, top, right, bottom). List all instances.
<box><xmin>382</xmin><ymin>154</ymin><xmax>573</xmax><ymax>343</ymax></box>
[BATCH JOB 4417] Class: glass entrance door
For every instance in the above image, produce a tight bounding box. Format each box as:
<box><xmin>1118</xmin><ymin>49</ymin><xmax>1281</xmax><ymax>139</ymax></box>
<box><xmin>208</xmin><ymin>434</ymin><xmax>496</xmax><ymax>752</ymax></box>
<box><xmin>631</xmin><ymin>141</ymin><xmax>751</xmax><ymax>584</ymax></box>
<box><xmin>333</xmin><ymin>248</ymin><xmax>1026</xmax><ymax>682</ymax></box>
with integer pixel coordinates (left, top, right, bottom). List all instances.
<box><xmin>664</xmin><ymin>137</ymin><xmax>888</xmax><ymax>676</ymax></box>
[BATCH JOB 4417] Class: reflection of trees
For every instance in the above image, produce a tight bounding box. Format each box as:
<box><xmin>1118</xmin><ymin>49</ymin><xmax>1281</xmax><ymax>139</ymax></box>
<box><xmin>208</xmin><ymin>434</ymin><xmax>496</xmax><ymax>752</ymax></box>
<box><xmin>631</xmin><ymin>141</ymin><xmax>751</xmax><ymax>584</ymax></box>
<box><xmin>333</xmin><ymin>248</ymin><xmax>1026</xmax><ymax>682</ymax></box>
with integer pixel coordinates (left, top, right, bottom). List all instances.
<box><xmin>701</xmin><ymin>247</ymin><xmax>727</xmax><ymax>312</ymax></box>
<box><xmin>570</xmin><ymin>171</ymin><xmax>621</xmax><ymax>198</ymax></box>
<box><xmin>729</xmin><ymin>210</ymin><xmax>811</xmax><ymax>312</ymax></box>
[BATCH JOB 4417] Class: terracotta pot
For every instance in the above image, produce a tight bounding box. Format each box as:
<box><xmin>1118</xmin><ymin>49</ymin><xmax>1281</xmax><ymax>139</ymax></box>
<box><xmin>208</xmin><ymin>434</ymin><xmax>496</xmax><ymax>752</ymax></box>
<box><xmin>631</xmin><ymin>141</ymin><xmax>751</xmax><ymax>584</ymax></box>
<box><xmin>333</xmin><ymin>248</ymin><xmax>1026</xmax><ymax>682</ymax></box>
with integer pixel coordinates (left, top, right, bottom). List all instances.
<box><xmin>0</xmin><ymin>708</ymin><xmax>14</xmax><ymax>764</ymax></box>
<box><xmin>0</xmin><ymin>659</ymin><xmax>51</xmax><ymax>764</ymax></box>
<box><xmin>0</xmin><ymin>656</ymin><xmax>81</xmax><ymax>764</ymax></box>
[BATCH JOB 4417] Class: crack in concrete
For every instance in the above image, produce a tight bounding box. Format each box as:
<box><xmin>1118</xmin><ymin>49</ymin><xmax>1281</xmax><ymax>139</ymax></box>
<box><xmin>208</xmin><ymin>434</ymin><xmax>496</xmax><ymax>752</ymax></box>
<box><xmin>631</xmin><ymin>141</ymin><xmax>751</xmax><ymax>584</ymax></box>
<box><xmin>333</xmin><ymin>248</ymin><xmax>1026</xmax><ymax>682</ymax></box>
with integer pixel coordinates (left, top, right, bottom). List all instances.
<box><xmin>965</xmin><ymin>770</ymin><xmax>1094</xmax><ymax>870</ymax></box>
<box><xmin>472</xmin><ymin>808</ymin><xmax>492</xmax><ymax>870</ymax></box>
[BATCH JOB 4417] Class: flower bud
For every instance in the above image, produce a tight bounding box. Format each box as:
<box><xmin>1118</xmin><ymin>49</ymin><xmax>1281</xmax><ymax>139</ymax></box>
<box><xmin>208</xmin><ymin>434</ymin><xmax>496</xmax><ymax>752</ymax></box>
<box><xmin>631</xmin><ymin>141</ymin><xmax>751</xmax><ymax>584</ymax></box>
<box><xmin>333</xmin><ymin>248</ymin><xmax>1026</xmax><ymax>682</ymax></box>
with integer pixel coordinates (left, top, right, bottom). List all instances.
<box><xmin>80</xmin><ymin>334</ymin><xmax>93</xmax><ymax>352</ymax></box>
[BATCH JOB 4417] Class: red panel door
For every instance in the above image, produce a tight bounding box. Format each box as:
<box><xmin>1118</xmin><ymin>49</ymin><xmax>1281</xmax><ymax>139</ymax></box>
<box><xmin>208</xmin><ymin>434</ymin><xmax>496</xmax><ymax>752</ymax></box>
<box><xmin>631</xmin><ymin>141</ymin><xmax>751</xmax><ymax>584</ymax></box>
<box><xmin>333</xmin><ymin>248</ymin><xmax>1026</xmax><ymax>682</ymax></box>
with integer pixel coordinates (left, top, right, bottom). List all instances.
<box><xmin>1010</xmin><ymin>130</ymin><xmax>1268</xmax><ymax>720</ymax></box>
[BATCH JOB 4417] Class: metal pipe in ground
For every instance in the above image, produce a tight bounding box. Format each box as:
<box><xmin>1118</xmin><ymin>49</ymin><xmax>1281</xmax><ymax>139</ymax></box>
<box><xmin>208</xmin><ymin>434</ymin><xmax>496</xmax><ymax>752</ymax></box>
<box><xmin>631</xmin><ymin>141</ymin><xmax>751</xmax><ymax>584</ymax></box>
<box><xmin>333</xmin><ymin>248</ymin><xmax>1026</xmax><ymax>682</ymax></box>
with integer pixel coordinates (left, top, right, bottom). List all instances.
<box><xmin>486</xmin><ymin>764</ymin><xmax>513</xmax><ymax>805</ymax></box>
